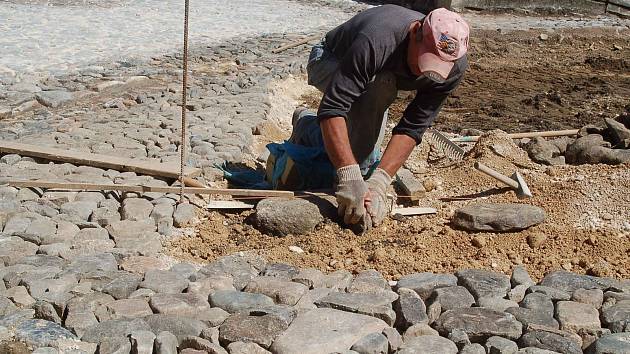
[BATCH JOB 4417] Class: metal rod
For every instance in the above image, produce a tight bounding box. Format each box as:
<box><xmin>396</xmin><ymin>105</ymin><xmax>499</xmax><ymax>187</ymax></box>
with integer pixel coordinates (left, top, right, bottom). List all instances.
<box><xmin>180</xmin><ymin>0</ymin><xmax>190</xmax><ymax>203</ymax></box>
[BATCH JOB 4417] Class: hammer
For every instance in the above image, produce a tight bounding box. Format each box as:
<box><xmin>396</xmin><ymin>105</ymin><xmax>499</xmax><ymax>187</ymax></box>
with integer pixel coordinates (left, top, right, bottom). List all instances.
<box><xmin>474</xmin><ymin>162</ymin><xmax>533</xmax><ymax>198</ymax></box>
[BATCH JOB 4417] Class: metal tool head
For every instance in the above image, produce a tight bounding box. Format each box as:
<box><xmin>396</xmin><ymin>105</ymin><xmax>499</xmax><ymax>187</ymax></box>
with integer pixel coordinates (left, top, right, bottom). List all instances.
<box><xmin>427</xmin><ymin>130</ymin><xmax>465</xmax><ymax>160</ymax></box>
<box><xmin>511</xmin><ymin>171</ymin><xmax>532</xmax><ymax>198</ymax></box>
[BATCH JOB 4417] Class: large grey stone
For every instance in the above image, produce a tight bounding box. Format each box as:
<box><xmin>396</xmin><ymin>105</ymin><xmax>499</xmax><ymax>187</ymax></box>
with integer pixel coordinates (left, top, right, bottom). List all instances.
<box><xmin>140</xmin><ymin>270</ymin><xmax>188</xmax><ymax>294</ymax></box>
<box><xmin>219</xmin><ymin>313</ymin><xmax>287</xmax><ymax>349</ymax></box>
<box><xmin>323</xmin><ymin>270</ymin><xmax>354</xmax><ymax>291</ymax></box>
<box><xmin>528</xmin><ymin>285</ymin><xmax>571</xmax><ymax>301</ymax></box>
<box><xmin>14</xmin><ymin>319</ymin><xmax>77</xmax><ymax>348</ymax></box>
<box><xmin>315</xmin><ymin>292</ymin><xmax>396</xmax><ymax>326</ymax></box>
<box><xmin>434</xmin><ymin>307</ymin><xmax>522</xmax><ymax>341</ymax></box>
<box><xmin>292</xmin><ymin>268</ymin><xmax>326</xmax><ymax>289</ymax></box>
<box><xmin>601</xmin><ymin>300</ymin><xmax>630</xmax><ymax>330</ymax></box>
<box><xmin>23</xmin><ymin>218</ymin><xmax>57</xmax><ymax>244</ymax></box>
<box><xmin>254</xmin><ymin>198</ymin><xmax>322</xmax><ymax>236</ymax></box>
<box><xmin>244</xmin><ymin>276</ymin><xmax>308</xmax><ymax>306</ymax></box>
<box><xmin>452</xmin><ymin>203</ymin><xmax>546</xmax><ymax>232</ymax></box>
<box><xmin>395</xmin><ymin>273</ymin><xmax>458</xmax><ymax>300</ymax></box>
<box><xmin>121</xmin><ymin>198</ymin><xmax>154</xmax><ymax>221</ymax></box>
<box><xmin>130</xmin><ymin>330</ymin><xmax>155</xmax><ymax>354</ymax></box>
<box><xmin>188</xmin><ymin>276</ymin><xmax>236</xmax><ymax>298</ymax></box>
<box><xmin>106</xmin><ymin>299</ymin><xmax>153</xmax><ymax>319</ymax></box>
<box><xmin>556</xmin><ymin>301</ymin><xmax>601</xmax><ymax>333</ymax></box>
<box><xmin>605</xmin><ymin>118</ymin><xmax>630</xmax><ymax>146</ymax></box>
<box><xmin>149</xmin><ymin>293</ymin><xmax>210</xmax><ymax>316</ymax></box>
<box><xmin>180</xmin><ymin>335</ymin><xmax>227</xmax><ymax>353</ymax></box>
<box><xmin>461</xmin><ymin>343</ymin><xmax>486</xmax><ymax>354</ymax></box>
<box><xmin>476</xmin><ymin>297</ymin><xmax>519</xmax><ymax>312</ymax></box>
<box><xmin>33</xmin><ymin>301</ymin><xmax>61</xmax><ymax>324</ymax></box>
<box><xmin>393</xmin><ymin>288</ymin><xmax>428</xmax><ymax>330</ymax></box>
<box><xmin>525</xmin><ymin>137</ymin><xmax>564</xmax><ymax>165</ymax></box>
<box><xmin>102</xmin><ymin>273</ymin><xmax>142</xmax><ymax>299</ymax></box>
<box><xmin>263</xmin><ymin>263</ymin><xmax>300</xmax><ymax>280</ymax></box>
<box><xmin>144</xmin><ymin>314</ymin><xmax>207</xmax><ymax>339</ymax></box>
<box><xmin>0</xmin><ymin>236</ymin><xmax>39</xmax><ymax>265</ymax></box>
<box><xmin>456</xmin><ymin>269</ymin><xmax>511</xmax><ymax>300</ymax></box>
<box><xmin>517</xmin><ymin>348</ymin><xmax>561</xmax><ymax>354</ymax></box>
<box><xmin>209</xmin><ymin>290</ymin><xmax>274</xmax><ymax>313</ymax></box>
<box><xmin>199</xmin><ymin>253</ymin><xmax>266</xmax><ymax>290</ymax></box>
<box><xmin>173</xmin><ymin>203</ymin><xmax>198</xmax><ymax>227</ymax></box>
<box><xmin>486</xmin><ymin>336</ymin><xmax>518</xmax><ymax>354</ymax></box>
<box><xmin>62</xmin><ymin>253</ymin><xmax>118</xmax><ymax>276</ymax></box>
<box><xmin>519</xmin><ymin>330</ymin><xmax>582</xmax><ymax>354</ymax></box>
<box><xmin>90</xmin><ymin>207</ymin><xmax>121</xmax><ymax>227</ymax></box>
<box><xmin>270</xmin><ymin>308</ymin><xmax>388</xmax><ymax>354</ymax></box>
<box><xmin>169</xmin><ymin>262</ymin><xmax>197</xmax><ymax>281</ymax></box>
<box><xmin>522</xmin><ymin>293</ymin><xmax>555</xmax><ymax>316</ymax></box>
<box><xmin>106</xmin><ymin>219</ymin><xmax>156</xmax><ymax>240</ymax></box>
<box><xmin>348</xmin><ymin>269</ymin><xmax>398</xmax><ymax>302</ymax></box>
<box><xmin>155</xmin><ymin>331</ymin><xmax>178</xmax><ymax>354</ymax></box>
<box><xmin>572</xmin><ymin>288</ymin><xmax>604</xmax><ymax>309</ymax></box>
<box><xmin>428</xmin><ymin>285</ymin><xmax>475</xmax><ymax>312</ymax></box>
<box><xmin>98</xmin><ymin>336</ymin><xmax>132</xmax><ymax>354</ymax></box>
<box><xmin>505</xmin><ymin>307</ymin><xmax>559</xmax><ymax>329</ymax></box>
<box><xmin>35</xmin><ymin>91</ymin><xmax>73</xmax><ymax>108</ymax></box>
<box><xmin>60</xmin><ymin>201</ymin><xmax>97</xmax><ymax>221</ymax></box>
<box><xmin>589</xmin><ymin>333</ymin><xmax>630</xmax><ymax>354</ymax></box>
<box><xmin>350</xmin><ymin>332</ymin><xmax>389</xmax><ymax>354</ymax></box>
<box><xmin>227</xmin><ymin>341</ymin><xmax>271</xmax><ymax>354</ymax></box>
<box><xmin>81</xmin><ymin>318</ymin><xmax>150</xmax><ymax>343</ymax></box>
<box><xmin>4</xmin><ymin>285</ymin><xmax>36</xmax><ymax>308</ymax></box>
<box><xmin>566</xmin><ymin>134</ymin><xmax>630</xmax><ymax>165</ymax></box>
<box><xmin>398</xmin><ymin>335</ymin><xmax>458</xmax><ymax>354</ymax></box>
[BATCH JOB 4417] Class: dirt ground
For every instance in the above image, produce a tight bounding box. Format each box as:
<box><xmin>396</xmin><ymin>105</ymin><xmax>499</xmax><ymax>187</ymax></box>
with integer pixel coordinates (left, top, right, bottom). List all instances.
<box><xmin>168</xmin><ymin>26</ymin><xmax>630</xmax><ymax>281</ymax></box>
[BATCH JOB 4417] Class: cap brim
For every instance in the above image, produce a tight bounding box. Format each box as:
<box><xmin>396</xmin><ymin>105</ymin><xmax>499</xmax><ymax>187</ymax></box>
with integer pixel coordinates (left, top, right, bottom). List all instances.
<box><xmin>418</xmin><ymin>40</ymin><xmax>454</xmax><ymax>81</ymax></box>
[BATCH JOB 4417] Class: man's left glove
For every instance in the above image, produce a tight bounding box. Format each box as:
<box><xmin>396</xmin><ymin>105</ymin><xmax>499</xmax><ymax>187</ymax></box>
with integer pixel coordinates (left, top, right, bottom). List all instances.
<box><xmin>366</xmin><ymin>168</ymin><xmax>392</xmax><ymax>226</ymax></box>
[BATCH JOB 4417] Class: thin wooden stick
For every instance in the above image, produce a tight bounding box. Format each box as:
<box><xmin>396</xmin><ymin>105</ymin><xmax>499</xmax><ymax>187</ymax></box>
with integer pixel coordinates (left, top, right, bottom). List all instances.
<box><xmin>450</xmin><ymin>129</ymin><xmax>579</xmax><ymax>143</ymax></box>
<box><xmin>4</xmin><ymin>180</ymin><xmax>294</xmax><ymax>198</ymax></box>
<box><xmin>271</xmin><ymin>34</ymin><xmax>321</xmax><ymax>54</ymax></box>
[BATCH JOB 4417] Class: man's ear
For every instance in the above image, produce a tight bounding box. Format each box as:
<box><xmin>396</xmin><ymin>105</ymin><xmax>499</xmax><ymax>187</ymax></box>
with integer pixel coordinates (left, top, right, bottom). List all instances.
<box><xmin>414</xmin><ymin>21</ymin><xmax>423</xmax><ymax>43</ymax></box>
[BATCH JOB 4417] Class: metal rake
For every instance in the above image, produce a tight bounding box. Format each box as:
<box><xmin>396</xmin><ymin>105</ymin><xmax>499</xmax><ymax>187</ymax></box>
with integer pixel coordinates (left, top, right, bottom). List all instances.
<box><xmin>426</xmin><ymin>129</ymin><xmax>465</xmax><ymax>160</ymax></box>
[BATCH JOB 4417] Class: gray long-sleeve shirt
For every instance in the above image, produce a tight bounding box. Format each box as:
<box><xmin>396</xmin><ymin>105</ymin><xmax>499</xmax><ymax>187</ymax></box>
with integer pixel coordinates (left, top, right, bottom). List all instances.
<box><xmin>318</xmin><ymin>4</ymin><xmax>467</xmax><ymax>144</ymax></box>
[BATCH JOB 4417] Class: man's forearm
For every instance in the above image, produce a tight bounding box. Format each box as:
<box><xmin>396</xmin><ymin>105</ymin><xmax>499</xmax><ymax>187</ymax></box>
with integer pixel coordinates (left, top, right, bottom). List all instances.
<box><xmin>378</xmin><ymin>134</ymin><xmax>416</xmax><ymax>177</ymax></box>
<box><xmin>320</xmin><ymin>116</ymin><xmax>357</xmax><ymax>168</ymax></box>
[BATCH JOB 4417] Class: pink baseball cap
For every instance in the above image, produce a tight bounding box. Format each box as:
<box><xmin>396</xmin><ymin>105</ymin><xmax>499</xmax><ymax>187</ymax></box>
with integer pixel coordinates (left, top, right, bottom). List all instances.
<box><xmin>418</xmin><ymin>8</ymin><xmax>470</xmax><ymax>81</ymax></box>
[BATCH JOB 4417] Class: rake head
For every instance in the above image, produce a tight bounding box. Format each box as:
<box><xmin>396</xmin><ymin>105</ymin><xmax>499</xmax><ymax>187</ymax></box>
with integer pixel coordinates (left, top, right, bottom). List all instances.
<box><xmin>427</xmin><ymin>130</ymin><xmax>465</xmax><ymax>160</ymax></box>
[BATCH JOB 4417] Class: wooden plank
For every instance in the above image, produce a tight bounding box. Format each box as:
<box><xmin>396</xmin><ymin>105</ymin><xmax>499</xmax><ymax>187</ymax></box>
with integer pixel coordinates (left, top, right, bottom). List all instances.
<box><xmin>4</xmin><ymin>180</ymin><xmax>294</xmax><ymax>198</ymax></box>
<box><xmin>206</xmin><ymin>200</ymin><xmax>255</xmax><ymax>209</ymax></box>
<box><xmin>395</xmin><ymin>168</ymin><xmax>426</xmax><ymax>202</ymax></box>
<box><xmin>0</xmin><ymin>141</ymin><xmax>201</xmax><ymax>179</ymax></box>
<box><xmin>391</xmin><ymin>207</ymin><xmax>437</xmax><ymax>216</ymax></box>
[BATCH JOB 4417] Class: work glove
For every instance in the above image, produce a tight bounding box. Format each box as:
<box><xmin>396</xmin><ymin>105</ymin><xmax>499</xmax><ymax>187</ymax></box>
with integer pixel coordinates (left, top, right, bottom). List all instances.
<box><xmin>366</xmin><ymin>168</ymin><xmax>392</xmax><ymax>226</ymax></box>
<box><xmin>335</xmin><ymin>164</ymin><xmax>370</xmax><ymax>226</ymax></box>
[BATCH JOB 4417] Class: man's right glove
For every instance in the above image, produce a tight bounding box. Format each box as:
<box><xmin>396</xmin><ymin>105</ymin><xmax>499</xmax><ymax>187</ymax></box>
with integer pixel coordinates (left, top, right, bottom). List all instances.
<box><xmin>335</xmin><ymin>164</ymin><xmax>370</xmax><ymax>226</ymax></box>
<box><xmin>366</xmin><ymin>168</ymin><xmax>392</xmax><ymax>226</ymax></box>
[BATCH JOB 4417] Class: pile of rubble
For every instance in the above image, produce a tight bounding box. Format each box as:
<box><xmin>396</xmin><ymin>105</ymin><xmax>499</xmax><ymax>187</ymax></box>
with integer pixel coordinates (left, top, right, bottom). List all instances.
<box><xmin>523</xmin><ymin>109</ymin><xmax>630</xmax><ymax>166</ymax></box>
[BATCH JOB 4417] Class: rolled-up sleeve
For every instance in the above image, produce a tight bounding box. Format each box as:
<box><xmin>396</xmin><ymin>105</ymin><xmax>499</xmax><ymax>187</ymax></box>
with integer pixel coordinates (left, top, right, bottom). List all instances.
<box><xmin>317</xmin><ymin>34</ymin><xmax>379</xmax><ymax>121</ymax></box>
<box><xmin>393</xmin><ymin>56</ymin><xmax>468</xmax><ymax>144</ymax></box>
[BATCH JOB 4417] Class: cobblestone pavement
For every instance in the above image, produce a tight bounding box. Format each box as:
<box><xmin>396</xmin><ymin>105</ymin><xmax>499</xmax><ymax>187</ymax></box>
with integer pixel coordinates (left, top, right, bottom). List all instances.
<box><xmin>0</xmin><ymin>0</ymin><xmax>352</xmax><ymax>74</ymax></box>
